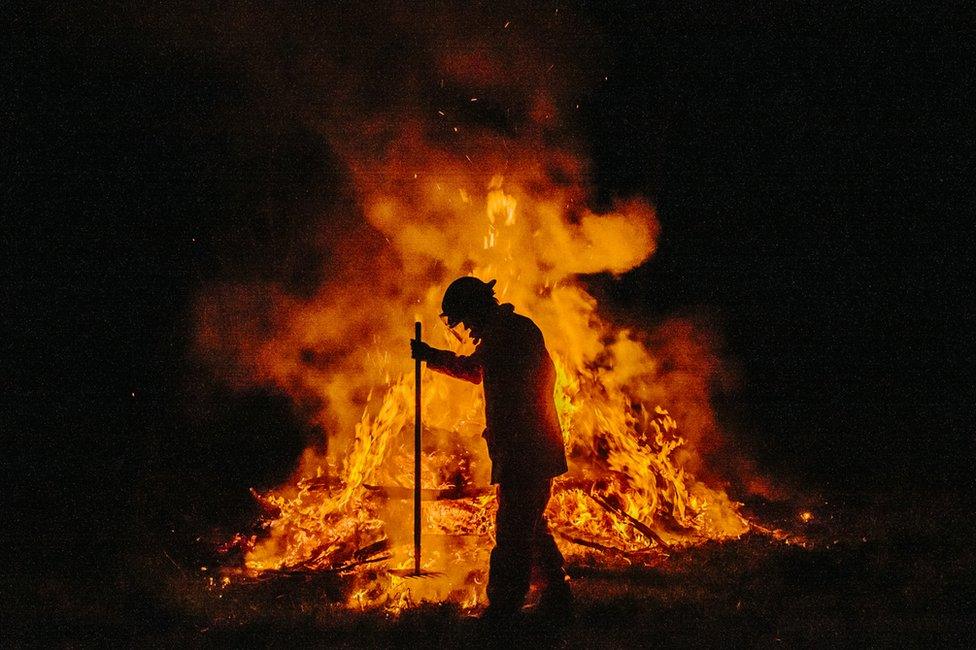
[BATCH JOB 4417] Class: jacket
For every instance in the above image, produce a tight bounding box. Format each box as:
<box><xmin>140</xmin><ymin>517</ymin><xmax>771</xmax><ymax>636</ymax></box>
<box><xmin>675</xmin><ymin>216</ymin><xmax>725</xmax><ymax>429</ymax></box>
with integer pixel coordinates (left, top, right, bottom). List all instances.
<box><xmin>427</xmin><ymin>304</ymin><xmax>568</xmax><ymax>485</ymax></box>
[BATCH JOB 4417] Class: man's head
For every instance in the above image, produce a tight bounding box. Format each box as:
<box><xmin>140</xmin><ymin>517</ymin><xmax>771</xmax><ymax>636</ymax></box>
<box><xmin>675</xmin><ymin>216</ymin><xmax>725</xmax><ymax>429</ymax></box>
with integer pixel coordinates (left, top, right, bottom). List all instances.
<box><xmin>440</xmin><ymin>277</ymin><xmax>498</xmax><ymax>336</ymax></box>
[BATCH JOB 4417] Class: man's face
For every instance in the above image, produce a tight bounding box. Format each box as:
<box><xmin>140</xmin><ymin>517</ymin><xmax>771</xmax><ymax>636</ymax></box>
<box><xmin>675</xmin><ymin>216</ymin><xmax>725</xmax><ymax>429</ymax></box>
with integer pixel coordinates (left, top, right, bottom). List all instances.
<box><xmin>444</xmin><ymin>309</ymin><xmax>487</xmax><ymax>342</ymax></box>
<box><xmin>463</xmin><ymin>316</ymin><xmax>485</xmax><ymax>340</ymax></box>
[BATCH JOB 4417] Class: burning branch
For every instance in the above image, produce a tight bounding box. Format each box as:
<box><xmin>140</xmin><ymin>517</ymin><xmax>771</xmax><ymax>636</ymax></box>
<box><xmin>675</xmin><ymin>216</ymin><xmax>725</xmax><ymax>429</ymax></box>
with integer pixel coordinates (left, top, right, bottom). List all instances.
<box><xmin>588</xmin><ymin>492</ymin><xmax>671</xmax><ymax>550</ymax></box>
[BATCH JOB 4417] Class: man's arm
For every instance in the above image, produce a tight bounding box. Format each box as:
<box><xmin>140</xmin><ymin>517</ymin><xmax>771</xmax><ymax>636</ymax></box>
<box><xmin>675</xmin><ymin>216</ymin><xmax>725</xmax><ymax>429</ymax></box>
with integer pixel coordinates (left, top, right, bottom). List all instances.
<box><xmin>411</xmin><ymin>340</ymin><xmax>482</xmax><ymax>384</ymax></box>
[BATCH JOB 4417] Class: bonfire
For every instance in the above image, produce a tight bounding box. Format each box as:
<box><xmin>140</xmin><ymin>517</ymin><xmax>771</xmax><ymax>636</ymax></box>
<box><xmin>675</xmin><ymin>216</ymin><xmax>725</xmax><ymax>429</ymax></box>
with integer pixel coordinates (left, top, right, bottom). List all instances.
<box><xmin>201</xmin><ymin>133</ymin><xmax>752</xmax><ymax>608</ymax></box>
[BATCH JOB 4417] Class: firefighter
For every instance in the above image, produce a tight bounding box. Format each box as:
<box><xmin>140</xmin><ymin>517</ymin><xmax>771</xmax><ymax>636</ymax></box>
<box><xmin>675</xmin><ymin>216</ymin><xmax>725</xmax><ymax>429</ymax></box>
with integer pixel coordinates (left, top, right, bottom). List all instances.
<box><xmin>410</xmin><ymin>276</ymin><xmax>572</xmax><ymax>622</ymax></box>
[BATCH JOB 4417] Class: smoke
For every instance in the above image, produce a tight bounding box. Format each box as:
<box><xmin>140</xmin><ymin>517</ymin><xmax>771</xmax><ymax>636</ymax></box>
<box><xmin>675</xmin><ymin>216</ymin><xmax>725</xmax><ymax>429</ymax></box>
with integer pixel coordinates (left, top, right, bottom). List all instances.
<box><xmin>55</xmin><ymin>5</ymin><xmax>753</xmax><ymax>545</ymax></box>
<box><xmin>142</xmin><ymin>3</ymin><xmax>742</xmax><ymax>485</ymax></box>
<box><xmin>60</xmin><ymin>2</ymin><xmax>626</xmax><ymax>347</ymax></box>
<box><xmin>109</xmin><ymin>4</ymin><xmax>632</xmax><ymax>406</ymax></box>
<box><xmin>95</xmin><ymin>4</ymin><xmax>764</xmax><ymax>593</ymax></box>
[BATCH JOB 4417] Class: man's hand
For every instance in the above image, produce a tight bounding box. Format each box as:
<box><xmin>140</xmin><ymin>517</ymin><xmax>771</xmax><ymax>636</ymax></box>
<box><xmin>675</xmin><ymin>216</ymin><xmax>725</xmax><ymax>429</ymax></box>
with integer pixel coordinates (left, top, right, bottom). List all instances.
<box><xmin>410</xmin><ymin>339</ymin><xmax>435</xmax><ymax>361</ymax></box>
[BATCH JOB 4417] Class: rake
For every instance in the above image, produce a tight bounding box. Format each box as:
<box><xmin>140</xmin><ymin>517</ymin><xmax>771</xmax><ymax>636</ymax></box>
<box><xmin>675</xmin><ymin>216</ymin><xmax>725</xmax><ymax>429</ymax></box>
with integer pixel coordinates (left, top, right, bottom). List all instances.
<box><xmin>388</xmin><ymin>321</ymin><xmax>441</xmax><ymax>579</ymax></box>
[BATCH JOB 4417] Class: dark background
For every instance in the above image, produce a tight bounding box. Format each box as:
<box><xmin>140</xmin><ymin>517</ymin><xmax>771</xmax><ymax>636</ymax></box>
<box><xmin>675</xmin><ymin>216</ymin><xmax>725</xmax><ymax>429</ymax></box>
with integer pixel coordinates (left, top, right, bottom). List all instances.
<box><xmin>6</xmin><ymin>3</ymin><xmax>972</xmax><ymax>595</ymax></box>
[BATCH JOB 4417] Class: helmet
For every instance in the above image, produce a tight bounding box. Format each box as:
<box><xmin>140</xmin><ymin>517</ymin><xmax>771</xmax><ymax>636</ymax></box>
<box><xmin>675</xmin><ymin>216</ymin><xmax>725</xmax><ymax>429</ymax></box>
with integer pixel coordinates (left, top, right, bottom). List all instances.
<box><xmin>440</xmin><ymin>277</ymin><xmax>497</xmax><ymax>327</ymax></box>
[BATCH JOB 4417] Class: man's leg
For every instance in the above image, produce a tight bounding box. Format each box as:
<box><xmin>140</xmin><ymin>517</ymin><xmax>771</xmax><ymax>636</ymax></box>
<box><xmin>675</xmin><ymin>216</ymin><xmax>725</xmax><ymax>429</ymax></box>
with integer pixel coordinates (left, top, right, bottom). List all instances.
<box><xmin>533</xmin><ymin>511</ymin><xmax>568</xmax><ymax>589</ymax></box>
<box><xmin>486</xmin><ymin>484</ymin><xmax>538</xmax><ymax>618</ymax></box>
<box><xmin>531</xmin><ymin>481</ymin><xmax>572</xmax><ymax>611</ymax></box>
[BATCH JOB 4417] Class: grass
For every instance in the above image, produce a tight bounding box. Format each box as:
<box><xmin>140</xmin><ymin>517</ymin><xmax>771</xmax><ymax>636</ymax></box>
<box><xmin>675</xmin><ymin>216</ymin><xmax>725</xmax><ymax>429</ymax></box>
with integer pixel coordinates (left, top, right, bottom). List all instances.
<box><xmin>5</xmin><ymin>492</ymin><xmax>974</xmax><ymax>647</ymax></box>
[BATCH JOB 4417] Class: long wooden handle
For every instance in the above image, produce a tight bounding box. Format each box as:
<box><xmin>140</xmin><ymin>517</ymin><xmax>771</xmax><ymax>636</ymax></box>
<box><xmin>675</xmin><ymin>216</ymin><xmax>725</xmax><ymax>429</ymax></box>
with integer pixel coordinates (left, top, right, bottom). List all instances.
<box><xmin>413</xmin><ymin>321</ymin><xmax>422</xmax><ymax>576</ymax></box>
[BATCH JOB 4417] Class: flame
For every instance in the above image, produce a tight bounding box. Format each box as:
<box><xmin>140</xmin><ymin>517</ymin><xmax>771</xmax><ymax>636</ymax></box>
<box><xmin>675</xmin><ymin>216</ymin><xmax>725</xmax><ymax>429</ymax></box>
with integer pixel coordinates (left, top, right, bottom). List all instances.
<box><xmin>198</xmin><ymin>101</ymin><xmax>750</xmax><ymax>612</ymax></box>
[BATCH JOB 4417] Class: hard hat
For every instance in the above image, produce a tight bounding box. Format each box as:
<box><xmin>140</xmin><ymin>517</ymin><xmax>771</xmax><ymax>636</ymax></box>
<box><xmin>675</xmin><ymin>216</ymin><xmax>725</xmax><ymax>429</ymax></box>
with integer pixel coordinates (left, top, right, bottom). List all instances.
<box><xmin>440</xmin><ymin>277</ymin><xmax>497</xmax><ymax>327</ymax></box>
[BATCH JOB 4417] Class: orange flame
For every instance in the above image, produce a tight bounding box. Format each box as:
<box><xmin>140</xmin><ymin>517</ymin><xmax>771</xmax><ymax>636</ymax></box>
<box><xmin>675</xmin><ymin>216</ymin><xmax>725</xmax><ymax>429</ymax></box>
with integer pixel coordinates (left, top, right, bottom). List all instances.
<box><xmin>198</xmin><ymin>110</ymin><xmax>749</xmax><ymax>610</ymax></box>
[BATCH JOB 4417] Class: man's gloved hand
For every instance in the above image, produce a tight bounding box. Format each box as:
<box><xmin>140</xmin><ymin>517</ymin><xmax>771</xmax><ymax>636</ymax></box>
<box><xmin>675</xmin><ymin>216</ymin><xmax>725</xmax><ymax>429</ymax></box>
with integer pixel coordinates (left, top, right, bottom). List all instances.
<box><xmin>410</xmin><ymin>339</ymin><xmax>435</xmax><ymax>361</ymax></box>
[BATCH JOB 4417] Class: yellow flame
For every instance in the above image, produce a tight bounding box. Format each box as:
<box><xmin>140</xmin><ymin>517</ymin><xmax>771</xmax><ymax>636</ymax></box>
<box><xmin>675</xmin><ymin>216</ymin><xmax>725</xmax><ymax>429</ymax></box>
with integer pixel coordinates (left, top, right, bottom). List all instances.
<box><xmin>200</xmin><ymin>135</ymin><xmax>750</xmax><ymax>611</ymax></box>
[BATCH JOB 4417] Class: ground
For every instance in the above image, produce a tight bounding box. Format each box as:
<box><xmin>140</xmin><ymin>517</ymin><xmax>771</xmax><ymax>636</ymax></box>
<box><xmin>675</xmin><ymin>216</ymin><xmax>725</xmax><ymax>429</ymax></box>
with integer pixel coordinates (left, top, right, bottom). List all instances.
<box><xmin>5</xmin><ymin>491</ymin><xmax>973</xmax><ymax>647</ymax></box>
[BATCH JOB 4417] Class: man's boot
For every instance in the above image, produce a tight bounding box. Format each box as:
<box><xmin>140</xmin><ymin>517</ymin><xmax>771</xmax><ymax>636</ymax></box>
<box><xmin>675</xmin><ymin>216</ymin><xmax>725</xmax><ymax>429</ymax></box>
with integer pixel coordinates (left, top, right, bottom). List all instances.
<box><xmin>530</xmin><ymin>579</ymin><xmax>573</xmax><ymax>619</ymax></box>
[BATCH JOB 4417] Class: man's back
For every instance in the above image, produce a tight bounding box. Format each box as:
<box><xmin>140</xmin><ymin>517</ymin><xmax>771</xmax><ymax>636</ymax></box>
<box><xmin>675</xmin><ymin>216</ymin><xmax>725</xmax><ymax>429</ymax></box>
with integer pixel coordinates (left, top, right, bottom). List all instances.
<box><xmin>475</xmin><ymin>305</ymin><xmax>567</xmax><ymax>485</ymax></box>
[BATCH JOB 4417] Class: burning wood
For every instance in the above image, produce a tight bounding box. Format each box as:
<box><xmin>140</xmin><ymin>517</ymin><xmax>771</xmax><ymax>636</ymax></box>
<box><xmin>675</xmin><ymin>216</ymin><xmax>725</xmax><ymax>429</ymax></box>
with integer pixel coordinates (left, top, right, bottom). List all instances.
<box><xmin>588</xmin><ymin>492</ymin><xmax>671</xmax><ymax>550</ymax></box>
<box><xmin>363</xmin><ymin>483</ymin><xmax>495</xmax><ymax>502</ymax></box>
<box><xmin>553</xmin><ymin>531</ymin><xmax>648</xmax><ymax>557</ymax></box>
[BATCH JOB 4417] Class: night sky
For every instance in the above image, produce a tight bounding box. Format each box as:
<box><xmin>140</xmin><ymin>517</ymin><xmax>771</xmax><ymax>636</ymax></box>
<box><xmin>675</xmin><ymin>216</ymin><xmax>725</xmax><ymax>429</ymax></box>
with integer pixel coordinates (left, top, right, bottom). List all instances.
<box><xmin>8</xmin><ymin>3</ymin><xmax>972</xmax><ymax>591</ymax></box>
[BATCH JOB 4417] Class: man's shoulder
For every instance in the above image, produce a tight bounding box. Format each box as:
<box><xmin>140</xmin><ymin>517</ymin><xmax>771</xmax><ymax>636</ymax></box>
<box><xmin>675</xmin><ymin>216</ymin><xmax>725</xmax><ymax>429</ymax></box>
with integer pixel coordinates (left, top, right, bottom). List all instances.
<box><xmin>502</xmin><ymin>309</ymin><xmax>543</xmax><ymax>341</ymax></box>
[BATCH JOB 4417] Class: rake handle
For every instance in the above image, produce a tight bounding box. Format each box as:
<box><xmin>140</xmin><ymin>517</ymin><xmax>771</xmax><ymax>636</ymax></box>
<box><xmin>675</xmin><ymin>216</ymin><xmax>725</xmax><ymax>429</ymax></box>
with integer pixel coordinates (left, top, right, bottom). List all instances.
<box><xmin>413</xmin><ymin>321</ymin><xmax>422</xmax><ymax>576</ymax></box>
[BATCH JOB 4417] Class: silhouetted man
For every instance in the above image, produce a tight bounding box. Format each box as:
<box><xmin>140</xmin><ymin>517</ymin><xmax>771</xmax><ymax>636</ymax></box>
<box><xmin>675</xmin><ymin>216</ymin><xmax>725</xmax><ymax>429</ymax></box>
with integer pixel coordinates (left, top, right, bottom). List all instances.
<box><xmin>411</xmin><ymin>276</ymin><xmax>572</xmax><ymax>623</ymax></box>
